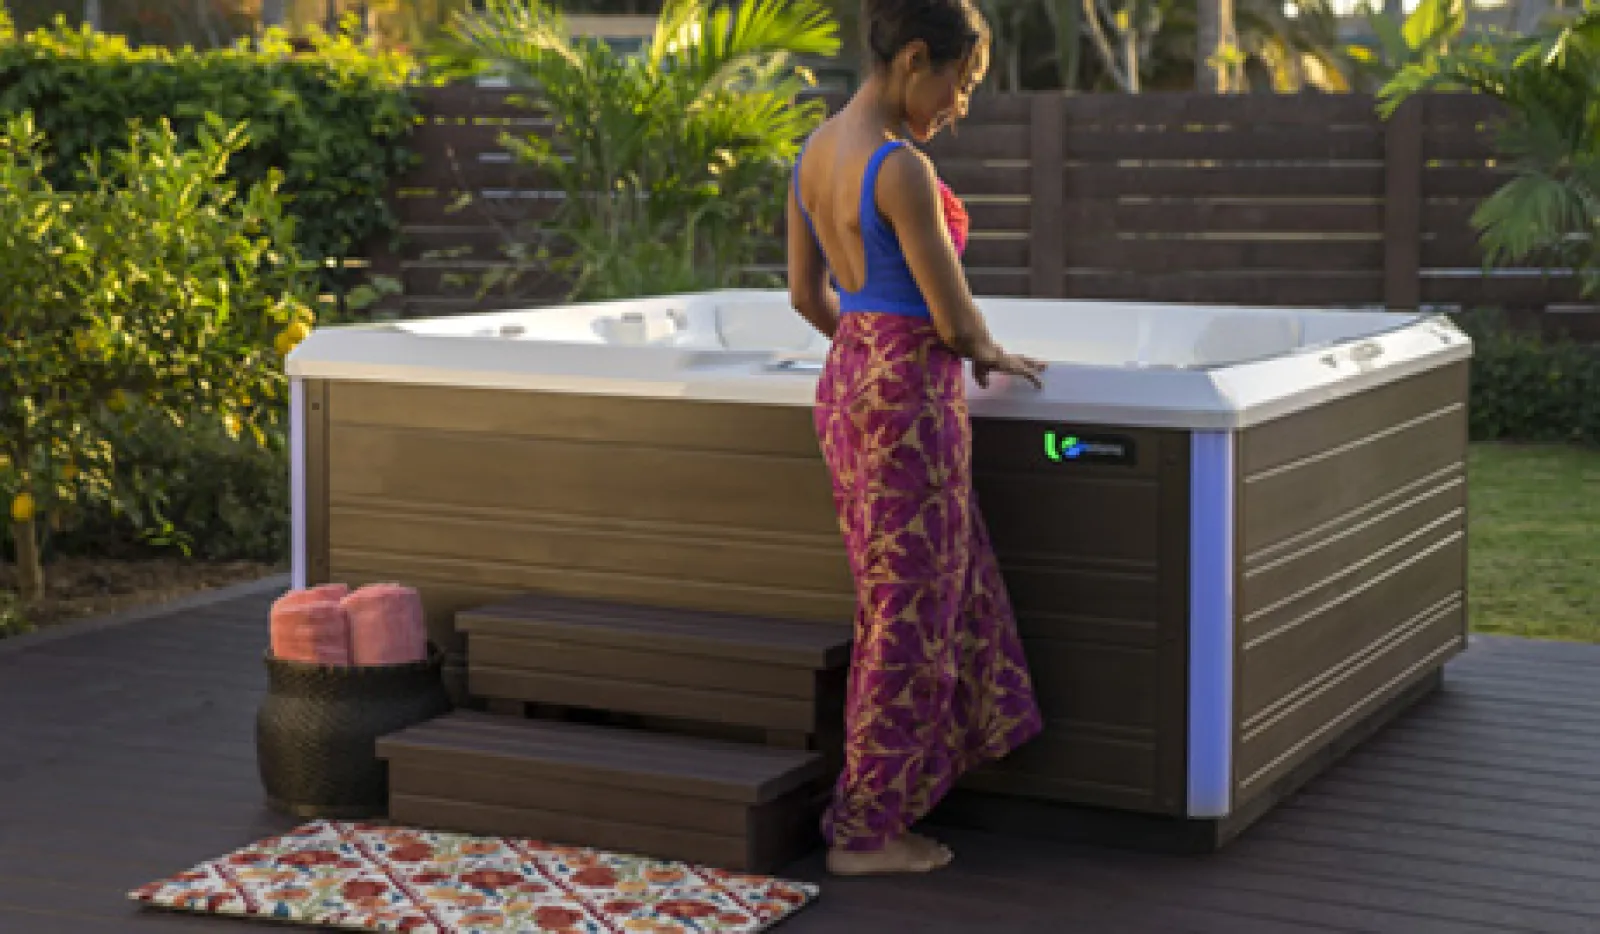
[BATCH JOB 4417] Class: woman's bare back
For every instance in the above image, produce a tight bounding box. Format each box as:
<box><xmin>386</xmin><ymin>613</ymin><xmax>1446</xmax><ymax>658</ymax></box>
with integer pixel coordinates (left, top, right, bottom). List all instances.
<box><xmin>793</xmin><ymin>116</ymin><xmax>906</xmax><ymax>295</ymax></box>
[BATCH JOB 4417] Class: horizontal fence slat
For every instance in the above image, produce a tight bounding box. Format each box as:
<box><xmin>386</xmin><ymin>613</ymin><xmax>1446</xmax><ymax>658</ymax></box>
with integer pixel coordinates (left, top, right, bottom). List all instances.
<box><xmin>394</xmin><ymin>192</ymin><xmax>562</xmax><ymax>227</ymax></box>
<box><xmin>923</xmin><ymin>124</ymin><xmax>1031</xmax><ymax>160</ymax></box>
<box><xmin>1063</xmin><ymin>127</ymin><xmax>1385</xmax><ymax>162</ymax></box>
<box><xmin>409</xmin><ymin>119</ymin><xmax>550</xmax><ymax>154</ymax></box>
<box><xmin>1062</xmin><ymin>271</ymin><xmax>1384</xmax><ymax>305</ymax></box>
<box><xmin>1063</xmin><ymin>238</ymin><xmax>1383</xmax><ymax>272</ymax></box>
<box><xmin>399</xmin><ymin>158</ymin><xmax>550</xmax><ymax>191</ymax></box>
<box><xmin>1060</xmin><ymin>92</ymin><xmax>1382</xmax><ymax>127</ymax></box>
<box><xmin>939</xmin><ymin>162</ymin><xmax>1033</xmax><ymax>196</ymax></box>
<box><xmin>1424</xmin><ymin>165</ymin><xmax>1513</xmax><ymax>198</ymax></box>
<box><xmin>1423</xmin><ymin>93</ymin><xmax>1506</xmax><ymax>129</ymax></box>
<box><xmin>1065</xmin><ymin>165</ymin><xmax>1385</xmax><ymax>197</ymax></box>
<box><xmin>960</xmin><ymin>93</ymin><xmax>1034</xmax><ymax>122</ymax></box>
<box><xmin>1061</xmin><ymin>200</ymin><xmax>1383</xmax><ymax>235</ymax></box>
<box><xmin>1424</xmin><ymin>127</ymin><xmax>1499</xmax><ymax>161</ymax></box>
<box><xmin>966</xmin><ymin>268</ymin><xmax>1031</xmax><ymax>296</ymax></box>
<box><xmin>1420</xmin><ymin>273</ymin><xmax>1587</xmax><ymax>306</ymax></box>
<box><xmin>413</xmin><ymin>85</ymin><xmax>535</xmax><ymax>118</ymax></box>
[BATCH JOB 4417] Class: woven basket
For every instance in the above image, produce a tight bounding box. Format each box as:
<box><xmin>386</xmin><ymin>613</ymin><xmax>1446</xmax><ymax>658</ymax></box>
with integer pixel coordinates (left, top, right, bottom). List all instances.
<box><xmin>255</xmin><ymin>649</ymin><xmax>452</xmax><ymax>819</ymax></box>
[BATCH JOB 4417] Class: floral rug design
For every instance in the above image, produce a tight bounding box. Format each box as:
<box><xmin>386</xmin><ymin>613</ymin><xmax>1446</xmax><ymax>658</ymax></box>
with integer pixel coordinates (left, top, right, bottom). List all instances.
<box><xmin>129</xmin><ymin>820</ymin><xmax>819</xmax><ymax>932</ymax></box>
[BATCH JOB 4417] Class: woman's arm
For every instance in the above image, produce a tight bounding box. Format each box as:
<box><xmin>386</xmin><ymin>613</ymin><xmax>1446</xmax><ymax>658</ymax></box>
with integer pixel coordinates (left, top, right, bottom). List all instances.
<box><xmin>874</xmin><ymin>147</ymin><xmax>998</xmax><ymax>361</ymax></box>
<box><xmin>876</xmin><ymin>148</ymin><xmax>1044</xmax><ymax>389</ymax></box>
<box><xmin>786</xmin><ymin>180</ymin><xmax>840</xmax><ymax>339</ymax></box>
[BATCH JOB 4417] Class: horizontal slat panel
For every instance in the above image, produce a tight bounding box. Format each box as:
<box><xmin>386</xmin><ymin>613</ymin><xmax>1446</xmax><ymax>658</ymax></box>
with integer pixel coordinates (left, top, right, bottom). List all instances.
<box><xmin>1240</xmin><ymin>532</ymin><xmax>1465</xmax><ymax>720</ymax></box>
<box><xmin>409</xmin><ymin>119</ymin><xmax>548</xmax><ymax>154</ymax></box>
<box><xmin>1419</xmin><ymin>274</ymin><xmax>1586</xmax><ymax>305</ymax></box>
<box><xmin>400</xmin><ymin>159</ymin><xmax>553</xmax><ymax>190</ymax></box>
<box><xmin>1061</xmin><ymin>200</ymin><xmax>1383</xmax><ymax>235</ymax></box>
<box><xmin>394</xmin><ymin>192</ymin><xmax>561</xmax><ymax>226</ymax></box>
<box><xmin>331</xmin><ymin>505</ymin><xmax>851</xmax><ymax>596</ymax></box>
<box><xmin>1423</xmin><ymin>93</ymin><xmax>1505</xmax><ymax>128</ymax></box>
<box><xmin>958</xmin><ymin>92</ymin><xmax>1033</xmax><ymax>122</ymax></box>
<box><xmin>1237</xmin><ymin>597</ymin><xmax>1465</xmax><ymax>796</ymax></box>
<box><xmin>1241</xmin><ymin>406</ymin><xmax>1467</xmax><ymax>556</ymax></box>
<box><xmin>1064</xmin><ymin>128</ymin><xmax>1384</xmax><ymax>161</ymax></box>
<box><xmin>1060</xmin><ymin>93</ymin><xmax>1382</xmax><ymax>126</ymax></box>
<box><xmin>466</xmin><ymin>635</ymin><xmax>822</xmax><ymax>698</ymax></box>
<box><xmin>393</xmin><ymin>762</ymin><xmax>751</xmax><ymax>835</ymax></box>
<box><xmin>1063</xmin><ymin>238</ymin><xmax>1383</xmax><ymax>272</ymax></box>
<box><xmin>1424</xmin><ymin>165</ymin><xmax>1512</xmax><ymax>198</ymax></box>
<box><xmin>967</xmin><ymin>268</ymin><xmax>1031</xmax><ymax>296</ymax></box>
<box><xmin>469</xmin><ymin>666</ymin><xmax>819</xmax><ymax>731</ymax></box>
<box><xmin>1065</xmin><ymin>166</ymin><xmax>1385</xmax><ymax>198</ymax></box>
<box><xmin>1239</xmin><ymin>365</ymin><xmax>1466</xmax><ymax>475</ymax></box>
<box><xmin>924</xmin><ymin>124</ymin><xmax>1031</xmax><ymax>160</ymax></box>
<box><xmin>1061</xmin><ymin>271</ymin><xmax>1383</xmax><ymax>305</ymax></box>
<box><xmin>938</xmin><ymin>161</ymin><xmax>1033</xmax><ymax>196</ymax></box>
<box><xmin>413</xmin><ymin>85</ymin><xmax>540</xmax><ymax>118</ymax></box>
<box><xmin>1424</xmin><ymin>127</ymin><xmax>1498</xmax><ymax>161</ymax></box>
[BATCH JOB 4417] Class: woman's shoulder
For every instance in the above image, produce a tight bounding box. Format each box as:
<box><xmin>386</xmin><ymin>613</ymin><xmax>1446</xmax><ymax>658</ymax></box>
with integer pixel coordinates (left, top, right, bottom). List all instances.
<box><xmin>875</xmin><ymin>141</ymin><xmax>940</xmax><ymax>200</ymax></box>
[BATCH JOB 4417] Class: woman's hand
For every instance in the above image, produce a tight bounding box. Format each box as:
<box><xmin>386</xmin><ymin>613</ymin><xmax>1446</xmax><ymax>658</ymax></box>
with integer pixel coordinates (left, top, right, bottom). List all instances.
<box><xmin>973</xmin><ymin>346</ymin><xmax>1047</xmax><ymax>390</ymax></box>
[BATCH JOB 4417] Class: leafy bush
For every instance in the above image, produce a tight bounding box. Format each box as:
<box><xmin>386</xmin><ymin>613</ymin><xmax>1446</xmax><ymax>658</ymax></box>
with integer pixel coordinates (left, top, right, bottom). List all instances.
<box><xmin>43</xmin><ymin>414</ymin><xmax>290</xmax><ymax>565</ymax></box>
<box><xmin>1454</xmin><ymin>308</ymin><xmax>1600</xmax><ymax>445</ymax></box>
<box><xmin>1379</xmin><ymin>1</ymin><xmax>1600</xmax><ymax>296</ymax></box>
<box><xmin>439</xmin><ymin>0</ymin><xmax>839</xmax><ymax>302</ymax></box>
<box><xmin>0</xmin><ymin>111</ymin><xmax>313</xmax><ymax>601</ymax></box>
<box><xmin>0</xmin><ymin>12</ymin><xmax>418</xmax><ymax>289</ymax></box>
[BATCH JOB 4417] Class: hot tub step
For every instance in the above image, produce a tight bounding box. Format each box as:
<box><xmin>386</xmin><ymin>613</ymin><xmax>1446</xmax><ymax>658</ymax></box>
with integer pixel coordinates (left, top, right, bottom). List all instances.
<box><xmin>376</xmin><ymin>710</ymin><xmax>826</xmax><ymax>873</ymax></box>
<box><xmin>457</xmin><ymin>592</ymin><xmax>850</xmax><ymax>742</ymax></box>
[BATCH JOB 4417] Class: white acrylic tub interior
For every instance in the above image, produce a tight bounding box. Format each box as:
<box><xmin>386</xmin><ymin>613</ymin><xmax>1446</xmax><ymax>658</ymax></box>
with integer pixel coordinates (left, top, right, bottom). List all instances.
<box><xmin>287</xmin><ymin>289</ymin><xmax>1471</xmax><ymax>431</ymax></box>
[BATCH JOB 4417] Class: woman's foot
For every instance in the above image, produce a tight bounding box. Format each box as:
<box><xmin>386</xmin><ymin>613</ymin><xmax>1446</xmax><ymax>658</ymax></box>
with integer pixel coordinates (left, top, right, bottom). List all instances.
<box><xmin>825</xmin><ymin>833</ymin><xmax>954</xmax><ymax>876</ymax></box>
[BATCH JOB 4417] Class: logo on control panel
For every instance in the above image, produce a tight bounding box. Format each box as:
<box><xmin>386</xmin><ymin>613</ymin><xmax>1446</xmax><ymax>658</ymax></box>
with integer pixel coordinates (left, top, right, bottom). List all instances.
<box><xmin>1044</xmin><ymin>429</ymin><xmax>1135</xmax><ymax>466</ymax></box>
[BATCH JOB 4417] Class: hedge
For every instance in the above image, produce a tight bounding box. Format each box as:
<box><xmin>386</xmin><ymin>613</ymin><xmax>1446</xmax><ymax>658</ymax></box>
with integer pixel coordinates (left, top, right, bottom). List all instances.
<box><xmin>1452</xmin><ymin>309</ymin><xmax>1600</xmax><ymax>446</ymax></box>
<box><xmin>0</xmin><ymin>16</ymin><xmax>419</xmax><ymax>290</ymax></box>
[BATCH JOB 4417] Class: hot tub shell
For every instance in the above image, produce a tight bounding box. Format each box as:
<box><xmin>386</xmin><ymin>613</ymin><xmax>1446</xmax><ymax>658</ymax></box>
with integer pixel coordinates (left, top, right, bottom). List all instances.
<box><xmin>287</xmin><ymin>290</ymin><xmax>1471</xmax><ymax>848</ymax></box>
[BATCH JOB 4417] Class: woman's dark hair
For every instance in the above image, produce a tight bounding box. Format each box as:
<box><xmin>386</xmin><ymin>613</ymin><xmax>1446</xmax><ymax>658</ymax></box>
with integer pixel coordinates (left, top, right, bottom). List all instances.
<box><xmin>863</xmin><ymin>0</ymin><xmax>988</xmax><ymax>70</ymax></box>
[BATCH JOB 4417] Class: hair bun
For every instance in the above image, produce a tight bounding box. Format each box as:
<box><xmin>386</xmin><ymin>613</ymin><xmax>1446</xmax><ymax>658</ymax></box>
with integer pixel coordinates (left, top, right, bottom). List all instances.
<box><xmin>862</xmin><ymin>0</ymin><xmax>986</xmax><ymax>68</ymax></box>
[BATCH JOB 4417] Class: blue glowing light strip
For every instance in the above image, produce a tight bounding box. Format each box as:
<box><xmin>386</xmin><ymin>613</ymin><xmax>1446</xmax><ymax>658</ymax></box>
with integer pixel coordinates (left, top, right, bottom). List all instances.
<box><xmin>289</xmin><ymin>378</ymin><xmax>307</xmax><ymax>591</ymax></box>
<box><xmin>1188</xmin><ymin>430</ymin><xmax>1235</xmax><ymax>818</ymax></box>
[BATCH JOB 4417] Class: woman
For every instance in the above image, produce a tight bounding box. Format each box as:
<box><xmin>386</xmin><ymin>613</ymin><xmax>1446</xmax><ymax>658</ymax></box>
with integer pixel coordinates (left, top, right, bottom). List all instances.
<box><xmin>787</xmin><ymin>0</ymin><xmax>1046</xmax><ymax>877</ymax></box>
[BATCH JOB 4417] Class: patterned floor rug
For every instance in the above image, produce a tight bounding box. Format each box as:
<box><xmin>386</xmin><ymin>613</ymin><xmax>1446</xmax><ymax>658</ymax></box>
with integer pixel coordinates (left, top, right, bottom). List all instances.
<box><xmin>129</xmin><ymin>820</ymin><xmax>819</xmax><ymax>933</ymax></box>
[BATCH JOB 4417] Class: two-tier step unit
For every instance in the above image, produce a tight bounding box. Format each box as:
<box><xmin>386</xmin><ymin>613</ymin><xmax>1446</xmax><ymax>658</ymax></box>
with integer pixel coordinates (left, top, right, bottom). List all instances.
<box><xmin>377</xmin><ymin>593</ymin><xmax>852</xmax><ymax>873</ymax></box>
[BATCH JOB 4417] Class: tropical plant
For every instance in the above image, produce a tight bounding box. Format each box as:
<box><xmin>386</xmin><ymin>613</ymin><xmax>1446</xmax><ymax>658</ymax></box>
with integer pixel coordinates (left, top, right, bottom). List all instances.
<box><xmin>1345</xmin><ymin>0</ymin><xmax>1470</xmax><ymax>89</ymax></box>
<box><xmin>438</xmin><ymin>0</ymin><xmax>840</xmax><ymax>302</ymax></box>
<box><xmin>0</xmin><ymin>112</ymin><xmax>317</xmax><ymax>604</ymax></box>
<box><xmin>1379</xmin><ymin>0</ymin><xmax>1600</xmax><ymax>296</ymax></box>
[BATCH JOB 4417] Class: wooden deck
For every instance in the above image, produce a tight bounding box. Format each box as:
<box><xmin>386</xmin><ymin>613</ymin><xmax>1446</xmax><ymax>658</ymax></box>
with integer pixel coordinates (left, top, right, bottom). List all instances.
<box><xmin>1</xmin><ymin>583</ymin><xmax>1597</xmax><ymax>933</ymax></box>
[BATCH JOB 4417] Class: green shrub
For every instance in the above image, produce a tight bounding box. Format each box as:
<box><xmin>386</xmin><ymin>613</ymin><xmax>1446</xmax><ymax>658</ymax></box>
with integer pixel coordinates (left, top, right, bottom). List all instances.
<box><xmin>46</xmin><ymin>414</ymin><xmax>290</xmax><ymax>565</ymax></box>
<box><xmin>0</xmin><ymin>110</ymin><xmax>310</xmax><ymax>600</ymax></box>
<box><xmin>1454</xmin><ymin>308</ymin><xmax>1600</xmax><ymax>445</ymax></box>
<box><xmin>0</xmin><ymin>13</ymin><xmax>418</xmax><ymax>290</ymax></box>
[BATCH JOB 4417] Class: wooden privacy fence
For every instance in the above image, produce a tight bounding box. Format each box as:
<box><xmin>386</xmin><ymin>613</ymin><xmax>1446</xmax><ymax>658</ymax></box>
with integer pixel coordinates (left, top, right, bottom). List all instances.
<box><xmin>373</xmin><ymin>86</ymin><xmax>1597</xmax><ymax>335</ymax></box>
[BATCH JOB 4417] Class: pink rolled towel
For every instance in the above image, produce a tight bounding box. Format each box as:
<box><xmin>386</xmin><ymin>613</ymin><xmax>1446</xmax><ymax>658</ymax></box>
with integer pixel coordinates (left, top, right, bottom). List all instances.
<box><xmin>341</xmin><ymin>583</ymin><xmax>428</xmax><ymax>666</ymax></box>
<box><xmin>270</xmin><ymin>584</ymin><xmax>352</xmax><ymax>665</ymax></box>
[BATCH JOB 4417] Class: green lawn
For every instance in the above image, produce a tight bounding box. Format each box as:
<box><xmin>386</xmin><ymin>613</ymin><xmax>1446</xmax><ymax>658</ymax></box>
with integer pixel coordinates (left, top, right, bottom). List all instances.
<box><xmin>1470</xmin><ymin>444</ymin><xmax>1600</xmax><ymax>642</ymax></box>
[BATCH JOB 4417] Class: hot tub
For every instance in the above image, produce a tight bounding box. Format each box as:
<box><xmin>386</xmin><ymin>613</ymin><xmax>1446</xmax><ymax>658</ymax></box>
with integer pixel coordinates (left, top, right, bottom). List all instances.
<box><xmin>285</xmin><ymin>289</ymin><xmax>1471</xmax><ymax>849</ymax></box>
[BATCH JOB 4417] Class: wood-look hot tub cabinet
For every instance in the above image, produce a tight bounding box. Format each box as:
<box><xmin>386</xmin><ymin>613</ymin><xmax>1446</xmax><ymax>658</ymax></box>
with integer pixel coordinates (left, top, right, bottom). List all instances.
<box><xmin>287</xmin><ymin>291</ymin><xmax>1471</xmax><ymax>852</ymax></box>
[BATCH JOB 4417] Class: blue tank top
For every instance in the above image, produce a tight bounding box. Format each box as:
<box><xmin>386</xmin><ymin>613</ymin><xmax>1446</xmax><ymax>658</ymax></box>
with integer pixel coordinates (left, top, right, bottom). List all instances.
<box><xmin>793</xmin><ymin>138</ymin><xmax>931</xmax><ymax>318</ymax></box>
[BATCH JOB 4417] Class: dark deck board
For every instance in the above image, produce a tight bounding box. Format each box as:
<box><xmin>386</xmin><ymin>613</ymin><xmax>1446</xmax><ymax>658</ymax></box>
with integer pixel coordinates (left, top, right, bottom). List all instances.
<box><xmin>0</xmin><ymin>594</ymin><xmax>1594</xmax><ymax>932</ymax></box>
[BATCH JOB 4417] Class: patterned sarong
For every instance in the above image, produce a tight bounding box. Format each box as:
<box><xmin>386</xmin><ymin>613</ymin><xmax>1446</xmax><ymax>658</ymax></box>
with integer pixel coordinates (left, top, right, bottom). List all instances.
<box><xmin>813</xmin><ymin>311</ymin><xmax>1044</xmax><ymax>851</ymax></box>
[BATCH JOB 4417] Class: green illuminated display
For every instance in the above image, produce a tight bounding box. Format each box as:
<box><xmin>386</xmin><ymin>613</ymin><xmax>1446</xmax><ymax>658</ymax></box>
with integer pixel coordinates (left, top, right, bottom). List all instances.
<box><xmin>1044</xmin><ymin>431</ymin><xmax>1083</xmax><ymax>462</ymax></box>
